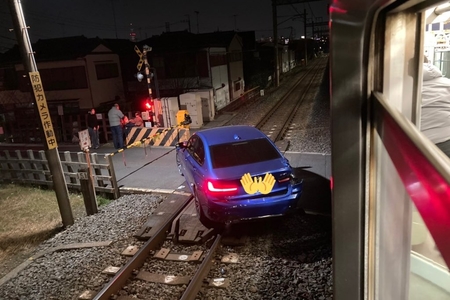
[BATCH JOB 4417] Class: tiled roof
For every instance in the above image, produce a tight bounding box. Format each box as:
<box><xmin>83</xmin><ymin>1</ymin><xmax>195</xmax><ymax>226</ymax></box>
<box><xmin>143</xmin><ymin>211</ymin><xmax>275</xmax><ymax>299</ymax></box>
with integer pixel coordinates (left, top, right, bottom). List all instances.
<box><xmin>33</xmin><ymin>36</ymin><xmax>105</xmax><ymax>61</ymax></box>
<box><xmin>0</xmin><ymin>35</ymin><xmax>108</xmax><ymax>65</ymax></box>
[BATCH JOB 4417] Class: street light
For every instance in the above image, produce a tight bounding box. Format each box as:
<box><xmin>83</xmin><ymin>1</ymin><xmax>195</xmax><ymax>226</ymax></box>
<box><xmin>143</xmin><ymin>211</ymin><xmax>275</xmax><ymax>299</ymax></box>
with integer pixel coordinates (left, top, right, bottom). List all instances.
<box><xmin>136</xmin><ymin>72</ymin><xmax>144</xmax><ymax>82</ymax></box>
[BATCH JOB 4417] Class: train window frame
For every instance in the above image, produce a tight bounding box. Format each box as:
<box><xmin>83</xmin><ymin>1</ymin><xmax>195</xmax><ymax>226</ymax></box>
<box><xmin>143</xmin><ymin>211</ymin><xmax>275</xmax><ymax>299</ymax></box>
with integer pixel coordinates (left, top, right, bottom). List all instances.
<box><xmin>369</xmin><ymin>2</ymin><xmax>450</xmax><ymax>298</ymax></box>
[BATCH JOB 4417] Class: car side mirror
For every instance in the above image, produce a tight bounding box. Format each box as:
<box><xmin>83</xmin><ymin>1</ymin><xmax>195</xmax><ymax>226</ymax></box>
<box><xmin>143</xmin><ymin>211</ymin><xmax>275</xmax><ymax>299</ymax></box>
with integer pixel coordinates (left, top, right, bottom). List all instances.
<box><xmin>176</xmin><ymin>141</ymin><xmax>187</xmax><ymax>149</ymax></box>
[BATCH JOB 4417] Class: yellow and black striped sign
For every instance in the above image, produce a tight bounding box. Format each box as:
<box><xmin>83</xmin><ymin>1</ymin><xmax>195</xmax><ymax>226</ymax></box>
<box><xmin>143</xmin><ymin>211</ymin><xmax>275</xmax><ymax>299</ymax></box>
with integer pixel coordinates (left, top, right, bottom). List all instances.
<box><xmin>106</xmin><ymin>126</ymin><xmax>190</xmax><ymax>157</ymax></box>
<box><xmin>126</xmin><ymin>126</ymin><xmax>190</xmax><ymax>147</ymax></box>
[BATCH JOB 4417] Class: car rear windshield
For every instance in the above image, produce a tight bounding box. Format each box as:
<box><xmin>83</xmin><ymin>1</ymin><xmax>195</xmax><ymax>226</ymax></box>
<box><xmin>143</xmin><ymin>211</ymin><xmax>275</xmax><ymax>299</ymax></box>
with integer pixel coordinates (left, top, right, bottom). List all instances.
<box><xmin>210</xmin><ymin>138</ymin><xmax>281</xmax><ymax>169</ymax></box>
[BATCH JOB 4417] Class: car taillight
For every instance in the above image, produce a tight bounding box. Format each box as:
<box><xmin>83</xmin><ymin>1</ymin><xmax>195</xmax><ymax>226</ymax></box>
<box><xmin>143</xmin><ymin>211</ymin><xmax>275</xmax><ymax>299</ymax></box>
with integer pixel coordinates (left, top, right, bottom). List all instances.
<box><xmin>278</xmin><ymin>174</ymin><xmax>292</xmax><ymax>183</ymax></box>
<box><xmin>278</xmin><ymin>177</ymin><xmax>290</xmax><ymax>183</ymax></box>
<box><xmin>206</xmin><ymin>180</ymin><xmax>238</xmax><ymax>194</ymax></box>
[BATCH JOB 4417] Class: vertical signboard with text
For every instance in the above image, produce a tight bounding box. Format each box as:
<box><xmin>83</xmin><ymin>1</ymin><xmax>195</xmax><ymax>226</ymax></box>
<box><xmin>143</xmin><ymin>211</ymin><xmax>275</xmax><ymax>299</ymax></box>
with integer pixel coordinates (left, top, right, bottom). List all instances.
<box><xmin>29</xmin><ymin>71</ymin><xmax>58</xmax><ymax>150</ymax></box>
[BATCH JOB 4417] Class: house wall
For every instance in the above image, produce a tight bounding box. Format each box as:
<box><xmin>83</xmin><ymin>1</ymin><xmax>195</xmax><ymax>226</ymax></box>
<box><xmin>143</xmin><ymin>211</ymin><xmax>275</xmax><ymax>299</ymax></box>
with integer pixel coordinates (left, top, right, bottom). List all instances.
<box><xmin>84</xmin><ymin>48</ymin><xmax>124</xmax><ymax>109</ymax></box>
<box><xmin>13</xmin><ymin>59</ymin><xmax>91</xmax><ymax>110</ymax></box>
<box><xmin>227</xmin><ymin>36</ymin><xmax>245</xmax><ymax>101</ymax></box>
<box><xmin>10</xmin><ymin>45</ymin><xmax>124</xmax><ymax>110</ymax></box>
<box><xmin>209</xmin><ymin>47</ymin><xmax>230</xmax><ymax>110</ymax></box>
<box><xmin>194</xmin><ymin>89</ymin><xmax>215</xmax><ymax>122</ymax></box>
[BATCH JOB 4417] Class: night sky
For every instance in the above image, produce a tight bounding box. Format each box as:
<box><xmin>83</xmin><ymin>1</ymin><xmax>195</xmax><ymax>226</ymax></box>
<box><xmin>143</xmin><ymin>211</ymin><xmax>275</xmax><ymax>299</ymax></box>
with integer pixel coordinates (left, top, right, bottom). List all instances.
<box><xmin>0</xmin><ymin>0</ymin><xmax>328</xmax><ymax>52</ymax></box>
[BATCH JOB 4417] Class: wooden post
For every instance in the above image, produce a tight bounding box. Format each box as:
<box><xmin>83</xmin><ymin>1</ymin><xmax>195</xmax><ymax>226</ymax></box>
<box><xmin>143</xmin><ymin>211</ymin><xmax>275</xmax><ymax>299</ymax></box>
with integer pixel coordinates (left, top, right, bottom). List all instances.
<box><xmin>78</xmin><ymin>150</ymin><xmax>98</xmax><ymax>215</ymax></box>
<box><xmin>106</xmin><ymin>154</ymin><xmax>120</xmax><ymax>199</ymax></box>
<box><xmin>78</xmin><ymin>167</ymin><xmax>98</xmax><ymax>215</ymax></box>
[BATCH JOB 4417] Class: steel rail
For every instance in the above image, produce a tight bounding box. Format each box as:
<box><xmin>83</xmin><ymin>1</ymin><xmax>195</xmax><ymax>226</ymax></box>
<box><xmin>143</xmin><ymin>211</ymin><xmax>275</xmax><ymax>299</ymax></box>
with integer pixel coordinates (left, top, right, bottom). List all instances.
<box><xmin>92</xmin><ymin>195</ymin><xmax>193</xmax><ymax>300</ymax></box>
<box><xmin>273</xmin><ymin>62</ymin><xmax>327</xmax><ymax>142</ymax></box>
<box><xmin>180</xmin><ymin>234</ymin><xmax>223</xmax><ymax>300</ymax></box>
<box><xmin>254</xmin><ymin>58</ymin><xmax>323</xmax><ymax>130</ymax></box>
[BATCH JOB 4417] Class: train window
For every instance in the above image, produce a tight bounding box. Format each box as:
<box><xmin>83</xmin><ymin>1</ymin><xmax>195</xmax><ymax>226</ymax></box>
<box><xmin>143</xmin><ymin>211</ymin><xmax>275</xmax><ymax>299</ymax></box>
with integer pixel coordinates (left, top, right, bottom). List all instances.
<box><xmin>330</xmin><ymin>1</ymin><xmax>450</xmax><ymax>299</ymax></box>
<box><xmin>376</xmin><ymin>3</ymin><xmax>450</xmax><ymax>299</ymax></box>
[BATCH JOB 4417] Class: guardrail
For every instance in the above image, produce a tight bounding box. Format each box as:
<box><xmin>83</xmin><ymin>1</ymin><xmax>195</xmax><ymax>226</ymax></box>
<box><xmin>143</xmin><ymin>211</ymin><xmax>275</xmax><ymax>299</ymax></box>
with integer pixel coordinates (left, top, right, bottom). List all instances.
<box><xmin>0</xmin><ymin>149</ymin><xmax>119</xmax><ymax>199</ymax></box>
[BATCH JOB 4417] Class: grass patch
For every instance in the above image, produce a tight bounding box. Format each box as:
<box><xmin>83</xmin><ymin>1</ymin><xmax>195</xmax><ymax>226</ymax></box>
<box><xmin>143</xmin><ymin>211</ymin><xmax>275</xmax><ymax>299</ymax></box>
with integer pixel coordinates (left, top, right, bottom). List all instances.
<box><xmin>0</xmin><ymin>184</ymin><xmax>107</xmax><ymax>263</ymax></box>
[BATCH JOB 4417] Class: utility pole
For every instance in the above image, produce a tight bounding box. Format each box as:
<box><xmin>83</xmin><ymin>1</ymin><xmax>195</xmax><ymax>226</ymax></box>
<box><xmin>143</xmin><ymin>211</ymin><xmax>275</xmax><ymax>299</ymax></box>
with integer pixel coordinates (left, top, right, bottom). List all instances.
<box><xmin>304</xmin><ymin>8</ymin><xmax>308</xmax><ymax>66</ymax></box>
<box><xmin>7</xmin><ymin>0</ymin><xmax>74</xmax><ymax>226</ymax></box>
<box><xmin>111</xmin><ymin>0</ymin><xmax>118</xmax><ymax>38</ymax></box>
<box><xmin>272</xmin><ymin>0</ymin><xmax>279</xmax><ymax>87</ymax></box>
<box><xmin>195</xmin><ymin>11</ymin><xmax>199</xmax><ymax>33</ymax></box>
<box><xmin>185</xmin><ymin>14</ymin><xmax>191</xmax><ymax>32</ymax></box>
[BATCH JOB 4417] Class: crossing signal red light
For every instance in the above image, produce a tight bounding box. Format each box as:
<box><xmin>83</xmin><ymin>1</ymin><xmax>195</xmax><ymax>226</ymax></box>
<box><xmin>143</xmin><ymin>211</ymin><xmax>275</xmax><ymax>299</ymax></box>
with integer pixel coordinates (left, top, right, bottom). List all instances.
<box><xmin>145</xmin><ymin>102</ymin><xmax>151</xmax><ymax>110</ymax></box>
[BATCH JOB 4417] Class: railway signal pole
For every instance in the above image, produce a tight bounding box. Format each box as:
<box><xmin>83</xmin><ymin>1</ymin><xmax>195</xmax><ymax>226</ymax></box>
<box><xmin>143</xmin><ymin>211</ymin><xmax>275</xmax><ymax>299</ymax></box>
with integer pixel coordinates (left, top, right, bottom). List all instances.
<box><xmin>7</xmin><ymin>0</ymin><xmax>74</xmax><ymax>226</ymax></box>
<box><xmin>271</xmin><ymin>0</ymin><xmax>322</xmax><ymax>87</ymax></box>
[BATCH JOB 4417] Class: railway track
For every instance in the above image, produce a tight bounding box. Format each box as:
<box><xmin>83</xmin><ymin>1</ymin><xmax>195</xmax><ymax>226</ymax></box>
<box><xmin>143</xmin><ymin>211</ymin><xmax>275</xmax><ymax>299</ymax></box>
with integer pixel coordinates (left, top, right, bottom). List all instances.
<box><xmin>78</xmin><ymin>193</ymin><xmax>230</xmax><ymax>300</ymax></box>
<box><xmin>254</xmin><ymin>59</ymin><xmax>326</xmax><ymax>144</ymax></box>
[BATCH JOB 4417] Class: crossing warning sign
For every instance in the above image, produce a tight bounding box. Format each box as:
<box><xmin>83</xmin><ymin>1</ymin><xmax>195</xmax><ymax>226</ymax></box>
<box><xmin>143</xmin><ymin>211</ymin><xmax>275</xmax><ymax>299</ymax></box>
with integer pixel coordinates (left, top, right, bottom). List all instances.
<box><xmin>134</xmin><ymin>45</ymin><xmax>144</xmax><ymax>71</ymax></box>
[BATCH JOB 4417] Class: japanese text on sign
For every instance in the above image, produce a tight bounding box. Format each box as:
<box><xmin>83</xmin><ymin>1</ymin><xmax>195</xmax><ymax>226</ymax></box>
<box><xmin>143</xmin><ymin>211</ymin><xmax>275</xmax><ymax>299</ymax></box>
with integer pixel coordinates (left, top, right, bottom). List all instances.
<box><xmin>78</xmin><ymin>129</ymin><xmax>91</xmax><ymax>150</ymax></box>
<box><xmin>29</xmin><ymin>71</ymin><xmax>58</xmax><ymax>150</ymax></box>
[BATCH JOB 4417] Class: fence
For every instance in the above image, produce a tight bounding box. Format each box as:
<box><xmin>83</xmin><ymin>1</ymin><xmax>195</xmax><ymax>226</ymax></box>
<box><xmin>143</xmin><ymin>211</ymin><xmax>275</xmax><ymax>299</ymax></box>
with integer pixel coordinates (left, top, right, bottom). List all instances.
<box><xmin>218</xmin><ymin>86</ymin><xmax>261</xmax><ymax>113</ymax></box>
<box><xmin>3</xmin><ymin>111</ymin><xmax>138</xmax><ymax>145</ymax></box>
<box><xmin>0</xmin><ymin>150</ymin><xmax>119</xmax><ymax>199</ymax></box>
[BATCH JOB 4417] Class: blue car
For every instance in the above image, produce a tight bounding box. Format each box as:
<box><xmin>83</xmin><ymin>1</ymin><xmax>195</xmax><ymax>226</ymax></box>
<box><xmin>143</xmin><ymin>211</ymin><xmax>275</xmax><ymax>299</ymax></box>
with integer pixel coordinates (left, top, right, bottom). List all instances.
<box><xmin>176</xmin><ymin>125</ymin><xmax>303</xmax><ymax>225</ymax></box>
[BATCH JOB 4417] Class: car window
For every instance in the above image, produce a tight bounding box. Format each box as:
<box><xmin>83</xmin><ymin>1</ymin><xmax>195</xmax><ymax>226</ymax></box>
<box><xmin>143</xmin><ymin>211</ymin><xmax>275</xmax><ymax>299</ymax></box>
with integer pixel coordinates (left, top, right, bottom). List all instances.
<box><xmin>186</xmin><ymin>135</ymin><xmax>197</xmax><ymax>154</ymax></box>
<box><xmin>209</xmin><ymin>138</ymin><xmax>281</xmax><ymax>169</ymax></box>
<box><xmin>193</xmin><ymin>138</ymin><xmax>205</xmax><ymax>165</ymax></box>
<box><xmin>186</xmin><ymin>135</ymin><xmax>205</xmax><ymax>166</ymax></box>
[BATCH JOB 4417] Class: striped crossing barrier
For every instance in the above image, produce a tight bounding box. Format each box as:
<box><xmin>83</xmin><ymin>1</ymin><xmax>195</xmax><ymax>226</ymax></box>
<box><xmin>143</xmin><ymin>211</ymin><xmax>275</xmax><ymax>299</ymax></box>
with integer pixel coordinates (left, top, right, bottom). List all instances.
<box><xmin>126</xmin><ymin>126</ymin><xmax>190</xmax><ymax>147</ymax></box>
<box><xmin>106</xmin><ymin>126</ymin><xmax>190</xmax><ymax>157</ymax></box>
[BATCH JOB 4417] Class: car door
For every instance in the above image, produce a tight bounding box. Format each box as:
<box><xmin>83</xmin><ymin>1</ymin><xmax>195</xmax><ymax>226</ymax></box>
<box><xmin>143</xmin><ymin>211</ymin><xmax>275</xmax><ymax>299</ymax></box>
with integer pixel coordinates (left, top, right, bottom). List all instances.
<box><xmin>191</xmin><ymin>138</ymin><xmax>208</xmax><ymax>191</ymax></box>
<box><xmin>182</xmin><ymin>136</ymin><xmax>197</xmax><ymax>189</ymax></box>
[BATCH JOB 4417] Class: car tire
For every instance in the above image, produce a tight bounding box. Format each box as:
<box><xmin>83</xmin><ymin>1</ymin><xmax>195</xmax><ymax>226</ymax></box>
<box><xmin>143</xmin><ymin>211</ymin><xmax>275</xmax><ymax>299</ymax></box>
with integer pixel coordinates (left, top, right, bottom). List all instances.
<box><xmin>193</xmin><ymin>188</ymin><xmax>207</xmax><ymax>223</ymax></box>
<box><xmin>193</xmin><ymin>187</ymin><xmax>223</xmax><ymax>229</ymax></box>
<box><xmin>176</xmin><ymin>155</ymin><xmax>183</xmax><ymax>176</ymax></box>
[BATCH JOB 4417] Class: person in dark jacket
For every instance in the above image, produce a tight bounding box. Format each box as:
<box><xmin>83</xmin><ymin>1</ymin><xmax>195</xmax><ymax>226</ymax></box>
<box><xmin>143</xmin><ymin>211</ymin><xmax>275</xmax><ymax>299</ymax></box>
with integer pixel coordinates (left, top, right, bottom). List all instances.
<box><xmin>87</xmin><ymin>108</ymin><xmax>100</xmax><ymax>149</ymax></box>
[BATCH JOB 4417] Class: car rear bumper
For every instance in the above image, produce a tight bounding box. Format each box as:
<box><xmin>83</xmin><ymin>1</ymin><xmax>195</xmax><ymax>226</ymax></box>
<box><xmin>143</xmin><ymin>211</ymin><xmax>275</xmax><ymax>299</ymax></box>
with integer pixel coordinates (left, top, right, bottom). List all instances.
<box><xmin>203</xmin><ymin>190</ymin><xmax>303</xmax><ymax>223</ymax></box>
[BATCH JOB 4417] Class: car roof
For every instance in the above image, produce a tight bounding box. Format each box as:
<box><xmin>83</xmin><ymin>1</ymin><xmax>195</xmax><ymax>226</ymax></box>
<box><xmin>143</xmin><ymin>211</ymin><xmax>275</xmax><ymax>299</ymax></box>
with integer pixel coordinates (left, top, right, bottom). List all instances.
<box><xmin>195</xmin><ymin>125</ymin><xmax>268</xmax><ymax>146</ymax></box>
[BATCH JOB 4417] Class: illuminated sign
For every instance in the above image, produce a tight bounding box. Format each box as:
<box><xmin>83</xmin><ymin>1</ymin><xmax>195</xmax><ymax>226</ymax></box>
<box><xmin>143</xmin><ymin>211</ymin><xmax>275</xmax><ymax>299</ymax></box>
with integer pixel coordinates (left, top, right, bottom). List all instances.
<box><xmin>29</xmin><ymin>71</ymin><xmax>58</xmax><ymax>150</ymax></box>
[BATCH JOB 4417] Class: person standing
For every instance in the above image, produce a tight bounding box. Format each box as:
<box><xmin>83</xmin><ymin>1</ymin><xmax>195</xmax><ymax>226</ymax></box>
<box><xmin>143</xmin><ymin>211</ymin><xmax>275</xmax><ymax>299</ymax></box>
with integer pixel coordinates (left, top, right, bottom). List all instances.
<box><xmin>87</xmin><ymin>108</ymin><xmax>100</xmax><ymax>149</ymax></box>
<box><xmin>421</xmin><ymin>60</ymin><xmax>450</xmax><ymax>158</ymax></box>
<box><xmin>130</xmin><ymin>112</ymin><xmax>144</xmax><ymax>127</ymax></box>
<box><xmin>108</xmin><ymin>103</ymin><xmax>125</xmax><ymax>149</ymax></box>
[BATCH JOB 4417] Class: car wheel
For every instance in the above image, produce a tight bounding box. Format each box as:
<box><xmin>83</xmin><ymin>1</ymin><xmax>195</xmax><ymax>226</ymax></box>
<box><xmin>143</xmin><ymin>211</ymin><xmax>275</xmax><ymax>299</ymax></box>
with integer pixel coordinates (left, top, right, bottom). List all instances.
<box><xmin>193</xmin><ymin>187</ymin><xmax>223</xmax><ymax>230</ymax></box>
<box><xmin>176</xmin><ymin>155</ymin><xmax>183</xmax><ymax>176</ymax></box>
<box><xmin>193</xmin><ymin>188</ymin><xmax>207</xmax><ymax>222</ymax></box>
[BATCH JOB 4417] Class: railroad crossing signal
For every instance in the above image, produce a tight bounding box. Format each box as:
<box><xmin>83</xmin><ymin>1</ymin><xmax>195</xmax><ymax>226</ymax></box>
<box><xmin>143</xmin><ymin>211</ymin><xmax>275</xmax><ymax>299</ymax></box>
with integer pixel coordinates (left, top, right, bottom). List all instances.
<box><xmin>134</xmin><ymin>45</ymin><xmax>144</xmax><ymax>71</ymax></box>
